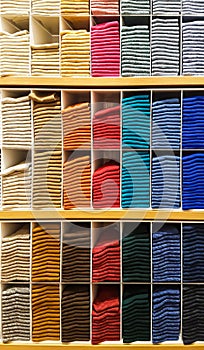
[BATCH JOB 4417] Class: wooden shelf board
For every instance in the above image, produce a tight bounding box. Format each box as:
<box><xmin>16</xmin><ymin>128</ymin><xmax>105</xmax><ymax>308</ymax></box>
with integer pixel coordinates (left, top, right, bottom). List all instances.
<box><xmin>1</xmin><ymin>76</ymin><xmax>204</xmax><ymax>88</ymax></box>
<box><xmin>0</xmin><ymin>210</ymin><xmax>203</xmax><ymax>220</ymax></box>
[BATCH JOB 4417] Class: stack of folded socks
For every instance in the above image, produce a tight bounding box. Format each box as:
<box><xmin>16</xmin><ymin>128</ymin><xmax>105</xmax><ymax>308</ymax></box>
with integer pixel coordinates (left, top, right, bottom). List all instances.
<box><xmin>121</xmin><ymin>26</ymin><xmax>150</xmax><ymax>76</ymax></box>
<box><xmin>153</xmin><ymin>0</ymin><xmax>180</xmax><ymax>13</ymax></box>
<box><xmin>0</xmin><ymin>30</ymin><xmax>30</xmax><ymax>76</ymax></box>
<box><xmin>1</xmin><ymin>224</ymin><xmax>30</xmax><ymax>282</ymax></box>
<box><xmin>121</xmin><ymin>0</ymin><xmax>150</xmax><ymax>13</ymax></box>
<box><xmin>32</xmin><ymin>223</ymin><xmax>60</xmax><ymax>282</ymax></box>
<box><xmin>123</xmin><ymin>285</ymin><xmax>150</xmax><ymax>342</ymax></box>
<box><xmin>153</xmin><ymin>224</ymin><xmax>181</xmax><ymax>282</ymax></box>
<box><xmin>62</xmin><ymin>102</ymin><xmax>91</xmax><ymax>150</ymax></box>
<box><xmin>182</xmin><ymin>153</ymin><xmax>204</xmax><ymax>209</ymax></box>
<box><xmin>63</xmin><ymin>155</ymin><xmax>91</xmax><ymax>209</ymax></box>
<box><xmin>93</xmin><ymin>104</ymin><xmax>120</xmax><ymax>149</ymax></box>
<box><xmin>33</xmin><ymin>150</ymin><xmax>62</xmax><ymax>208</ymax></box>
<box><xmin>91</xmin><ymin>0</ymin><xmax>119</xmax><ymax>14</ymax></box>
<box><xmin>152</xmin><ymin>155</ymin><xmax>180</xmax><ymax>208</ymax></box>
<box><xmin>1</xmin><ymin>0</ymin><xmax>29</xmax><ymax>13</ymax></box>
<box><xmin>183</xmin><ymin>21</ymin><xmax>204</xmax><ymax>75</ymax></box>
<box><xmin>31</xmin><ymin>44</ymin><xmax>60</xmax><ymax>76</ymax></box>
<box><xmin>91</xmin><ymin>21</ymin><xmax>120</xmax><ymax>77</ymax></box>
<box><xmin>32</xmin><ymin>0</ymin><xmax>60</xmax><ymax>14</ymax></box>
<box><xmin>2</xmin><ymin>162</ymin><xmax>32</xmax><ymax>209</ymax></box>
<box><xmin>62</xmin><ymin>224</ymin><xmax>90</xmax><ymax>282</ymax></box>
<box><xmin>153</xmin><ymin>286</ymin><xmax>180</xmax><ymax>343</ymax></box>
<box><xmin>182</xmin><ymin>0</ymin><xmax>204</xmax><ymax>14</ymax></box>
<box><xmin>152</xmin><ymin>97</ymin><xmax>181</xmax><ymax>149</ymax></box>
<box><xmin>183</xmin><ymin>95</ymin><xmax>204</xmax><ymax>148</ymax></box>
<box><xmin>62</xmin><ymin>285</ymin><xmax>90</xmax><ymax>342</ymax></box>
<box><xmin>2</xmin><ymin>286</ymin><xmax>30</xmax><ymax>343</ymax></box>
<box><xmin>92</xmin><ymin>285</ymin><xmax>120</xmax><ymax>344</ymax></box>
<box><xmin>122</xmin><ymin>223</ymin><xmax>150</xmax><ymax>282</ymax></box>
<box><xmin>32</xmin><ymin>284</ymin><xmax>60</xmax><ymax>342</ymax></box>
<box><xmin>183</xmin><ymin>224</ymin><xmax>204</xmax><ymax>282</ymax></box>
<box><xmin>30</xmin><ymin>91</ymin><xmax>61</xmax><ymax>150</ymax></box>
<box><xmin>92</xmin><ymin>225</ymin><xmax>120</xmax><ymax>282</ymax></box>
<box><xmin>93</xmin><ymin>161</ymin><xmax>120</xmax><ymax>208</ymax></box>
<box><xmin>122</xmin><ymin>94</ymin><xmax>150</xmax><ymax>148</ymax></box>
<box><xmin>152</xmin><ymin>18</ymin><xmax>179</xmax><ymax>76</ymax></box>
<box><xmin>183</xmin><ymin>285</ymin><xmax>204</xmax><ymax>344</ymax></box>
<box><xmin>61</xmin><ymin>30</ymin><xmax>90</xmax><ymax>77</ymax></box>
<box><xmin>122</xmin><ymin>151</ymin><xmax>150</xmax><ymax>208</ymax></box>
<box><xmin>61</xmin><ymin>0</ymin><xmax>89</xmax><ymax>14</ymax></box>
<box><xmin>1</xmin><ymin>95</ymin><xmax>32</xmax><ymax>148</ymax></box>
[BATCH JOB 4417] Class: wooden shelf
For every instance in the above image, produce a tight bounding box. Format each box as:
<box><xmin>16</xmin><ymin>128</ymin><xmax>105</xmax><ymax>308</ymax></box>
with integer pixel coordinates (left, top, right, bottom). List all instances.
<box><xmin>1</xmin><ymin>76</ymin><xmax>204</xmax><ymax>88</ymax></box>
<box><xmin>0</xmin><ymin>209</ymin><xmax>203</xmax><ymax>221</ymax></box>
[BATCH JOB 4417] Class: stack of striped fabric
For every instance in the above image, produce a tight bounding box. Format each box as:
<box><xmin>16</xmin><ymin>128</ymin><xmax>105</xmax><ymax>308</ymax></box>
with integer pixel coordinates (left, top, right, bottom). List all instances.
<box><xmin>182</xmin><ymin>0</ymin><xmax>204</xmax><ymax>14</ymax></box>
<box><xmin>183</xmin><ymin>95</ymin><xmax>204</xmax><ymax>149</ymax></box>
<box><xmin>33</xmin><ymin>150</ymin><xmax>62</xmax><ymax>208</ymax></box>
<box><xmin>183</xmin><ymin>153</ymin><xmax>204</xmax><ymax>209</ymax></box>
<box><xmin>62</xmin><ymin>102</ymin><xmax>91</xmax><ymax>150</ymax></box>
<box><xmin>123</xmin><ymin>285</ymin><xmax>150</xmax><ymax>342</ymax></box>
<box><xmin>62</xmin><ymin>285</ymin><xmax>90</xmax><ymax>342</ymax></box>
<box><xmin>122</xmin><ymin>223</ymin><xmax>150</xmax><ymax>282</ymax></box>
<box><xmin>2</xmin><ymin>286</ymin><xmax>30</xmax><ymax>343</ymax></box>
<box><xmin>93</xmin><ymin>105</ymin><xmax>120</xmax><ymax>149</ymax></box>
<box><xmin>93</xmin><ymin>161</ymin><xmax>120</xmax><ymax>208</ymax></box>
<box><xmin>152</xmin><ymin>18</ymin><xmax>179</xmax><ymax>76</ymax></box>
<box><xmin>64</xmin><ymin>155</ymin><xmax>91</xmax><ymax>209</ymax></box>
<box><xmin>183</xmin><ymin>224</ymin><xmax>204</xmax><ymax>282</ymax></box>
<box><xmin>183</xmin><ymin>21</ymin><xmax>204</xmax><ymax>75</ymax></box>
<box><xmin>122</xmin><ymin>151</ymin><xmax>150</xmax><ymax>208</ymax></box>
<box><xmin>121</xmin><ymin>26</ymin><xmax>150</xmax><ymax>76</ymax></box>
<box><xmin>91</xmin><ymin>21</ymin><xmax>120</xmax><ymax>77</ymax></box>
<box><xmin>30</xmin><ymin>91</ymin><xmax>61</xmax><ymax>150</ymax></box>
<box><xmin>153</xmin><ymin>0</ymin><xmax>180</xmax><ymax>13</ymax></box>
<box><xmin>1</xmin><ymin>95</ymin><xmax>32</xmax><ymax>148</ymax></box>
<box><xmin>92</xmin><ymin>286</ymin><xmax>120</xmax><ymax>344</ymax></box>
<box><xmin>91</xmin><ymin>0</ymin><xmax>119</xmax><ymax>14</ymax></box>
<box><xmin>152</xmin><ymin>97</ymin><xmax>181</xmax><ymax>149</ymax></box>
<box><xmin>0</xmin><ymin>30</ymin><xmax>30</xmax><ymax>76</ymax></box>
<box><xmin>153</xmin><ymin>286</ymin><xmax>180</xmax><ymax>343</ymax></box>
<box><xmin>153</xmin><ymin>225</ymin><xmax>181</xmax><ymax>282</ymax></box>
<box><xmin>152</xmin><ymin>155</ymin><xmax>180</xmax><ymax>209</ymax></box>
<box><xmin>61</xmin><ymin>0</ymin><xmax>89</xmax><ymax>14</ymax></box>
<box><xmin>32</xmin><ymin>0</ymin><xmax>60</xmax><ymax>14</ymax></box>
<box><xmin>122</xmin><ymin>94</ymin><xmax>150</xmax><ymax>148</ymax></box>
<box><xmin>32</xmin><ymin>284</ymin><xmax>60</xmax><ymax>342</ymax></box>
<box><xmin>1</xmin><ymin>0</ymin><xmax>29</xmax><ymax>13</ymax></box>
<box><xmin>1</xmin><ymin>224</ymin><xmax>30</xmax><ymax>282</ymax></box>
<box><xmin>32</xmin><ymin>223</ymin><xmax>60</xmax><ymax>282</ymax></box>
<box><xmin>183</xmin><ymin>285</ymin><xmax>204</xmax><ymax>344</ymax></box>
<box><xmin>2</xmin><ymin>162</ymin><xmax>32</xmax><ymax>209</ymax></box>
<box><xmin>31</xmin><ymin>44</ymin><xmax>60</xmax><ymax>76</ymax></box>
<box><xmin>92</xmin><ymin>225</ymin><xmax>120</xmax><ymax>282</ymax></box>
<box><xmin>121</xmin><ymin>0</ymin><xmax>149</xmax><ymax>13</ymax></box>
<box><xmin>62</xmin><ymin>224</ymin><xmax>90</xmax><ymax>282</ymax></box>
<box><xmin>61</xmin><ymin>30</ymin><xmax>90</xmax><ymax>77</ymax></box>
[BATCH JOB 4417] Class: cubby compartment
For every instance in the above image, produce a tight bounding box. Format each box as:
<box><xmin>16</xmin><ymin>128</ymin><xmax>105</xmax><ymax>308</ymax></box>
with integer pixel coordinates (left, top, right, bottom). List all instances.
<box><xmin>63</xmin><ymin>150</ymin><xmax>91</xmax><ymax>209</ymax></box>
<box><xmin>1</xmin><ymin>222</ymin><xmax>31</xmax><ymax>282</ymax></box>
<box><xmin>0</xmin><ymin>0</ymin><xmax>30</xmax><ymax>14</ymax></box>
<box><xmin>93</xmin><ymin>150</ymin><xmax>120</xmax><ymax>208</ymax></box>
<box><xmin>62</xmin><ymin>90</ymin><xmax>91</xmax><ymax>151</ymax></box>
<box><xmin>121</xmin><ymin>16</ymin><xmax>150</xmax><ymax>77</ymax></box>
<box><xmin>91</xmin><ymin>0</ymin><xmax>119</xmax><ymax>15</ymax></box>
<box><xmin>62</xmin><ymin>221</ymin><xmax>91</xmax><ymax>282</ymax></box>
<box><xmin>92</xmin><ymin>90</ymin><xmax>121</xmax><ymax>150</ymax></box>
<box><xmin>121</xmin><ymin>0</ymin><xmax>150</xmax><ymax>14</ymax></box>
<box><xmin>0</xmin><ymin>16</ymin><xmax>30</xmax><ymax>77</ymax></box>
<box><xmin>92</xmin><ymin>222</ymin><xmax>120</xmax><ymax>282</ymax></box>
<box><xmin>31</xmin><ymin>0</ymin><xmax>60</xmax><ymax>15</ymax></box>
<box><xmin>31</xmin><ymin>17</ymin><xmax>60</xmax><ymax>76</ymax></box>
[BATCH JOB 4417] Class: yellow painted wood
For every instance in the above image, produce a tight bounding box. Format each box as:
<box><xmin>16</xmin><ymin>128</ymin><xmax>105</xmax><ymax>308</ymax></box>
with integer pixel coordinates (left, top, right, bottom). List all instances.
<box><xmin>0</xmin><ymin>209</ymin><xmax>203</xmax><ymax>221</ymax></box>
<box><xmin>1</xmin><ymin>76</ymin><xmax>204</xmax><ymax>88</ymax></box>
